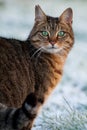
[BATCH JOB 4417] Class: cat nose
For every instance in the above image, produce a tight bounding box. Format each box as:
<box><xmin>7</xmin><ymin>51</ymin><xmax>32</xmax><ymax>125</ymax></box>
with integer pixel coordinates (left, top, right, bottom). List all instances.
<box><xmin>50</xmin><ymin>42</ymin><xmax>56</xmax><ymax>46</ymax></box>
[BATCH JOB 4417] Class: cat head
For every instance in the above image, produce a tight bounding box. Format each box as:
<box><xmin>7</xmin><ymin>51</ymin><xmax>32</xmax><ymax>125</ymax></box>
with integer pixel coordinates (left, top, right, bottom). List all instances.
<box><xmin>29</xmin><ymin>5</ymin><xmax>74</xmax><ymax>55</ymax></box>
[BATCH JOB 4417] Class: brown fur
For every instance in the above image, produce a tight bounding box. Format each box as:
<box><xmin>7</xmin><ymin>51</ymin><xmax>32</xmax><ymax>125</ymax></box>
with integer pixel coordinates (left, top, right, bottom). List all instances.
<box><xmin>0</xmin><ymin>5</ymin><xmax>74</xmax><ymax>130</ymax></box>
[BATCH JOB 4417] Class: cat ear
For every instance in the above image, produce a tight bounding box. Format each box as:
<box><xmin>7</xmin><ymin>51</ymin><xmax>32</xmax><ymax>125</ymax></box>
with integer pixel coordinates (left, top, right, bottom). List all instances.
<box><xmin>59</xmin><ymin>8</ymin><xmax>73</xmax><ymax>24</ymax></box>
<box><xmin>35</xmin><ymin>5</ymin><xmax>46</xmax><ymax>22</ymax></box>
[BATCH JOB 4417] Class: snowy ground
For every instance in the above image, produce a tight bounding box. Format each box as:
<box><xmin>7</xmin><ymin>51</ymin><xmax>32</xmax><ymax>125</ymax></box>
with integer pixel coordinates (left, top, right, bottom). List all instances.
<box><xmin>0</xmin><ymin>0</ymin><xmax>87</xmax><ymax>129</ymax></box>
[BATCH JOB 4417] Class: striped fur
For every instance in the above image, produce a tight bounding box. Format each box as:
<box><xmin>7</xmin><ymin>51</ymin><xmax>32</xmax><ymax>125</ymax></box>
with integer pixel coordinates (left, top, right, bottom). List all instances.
<box><xmin>0</xmin><ymin>5</ymin><xmax>74</xmax><ymax>130</ymax></box>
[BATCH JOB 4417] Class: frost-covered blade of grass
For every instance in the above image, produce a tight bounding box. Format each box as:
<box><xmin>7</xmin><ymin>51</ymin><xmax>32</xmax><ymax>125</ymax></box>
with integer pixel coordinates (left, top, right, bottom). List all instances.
<box><xmin>39</xmin><ymin>109</ymin><xmax>87</xmax><ymax>130</ymax></box>
<box><xmin>33</xmin><ymin>100</ymin><xmax>87</xmax><ymax>130</ymax></box>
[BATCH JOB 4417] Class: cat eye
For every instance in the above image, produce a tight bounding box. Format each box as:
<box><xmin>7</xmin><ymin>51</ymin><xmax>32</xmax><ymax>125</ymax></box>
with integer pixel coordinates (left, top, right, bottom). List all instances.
<box><xmin>41</xmin><ymin>31</ymin><xmax>49</xmax><ymax>37</ymax></box>
<box><xmin>58</xmin><ymin>31</ymin><xmax>66</xmax><ymax>37</ymax></box>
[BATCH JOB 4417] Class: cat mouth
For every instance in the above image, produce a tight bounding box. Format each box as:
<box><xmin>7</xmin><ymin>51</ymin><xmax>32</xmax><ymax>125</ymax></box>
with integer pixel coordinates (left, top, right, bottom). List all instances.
<box><xmin>42</xmin><ymin>46</ymin><xmax>61</xmax><ymax>54</ymax></box>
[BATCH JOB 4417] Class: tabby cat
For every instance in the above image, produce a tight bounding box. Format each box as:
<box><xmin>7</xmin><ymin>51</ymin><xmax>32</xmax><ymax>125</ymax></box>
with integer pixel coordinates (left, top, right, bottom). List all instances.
<box><xmin>0</xmin><ymin>5</ymin><xmax>74</xmax><ymax>130</ymax></box>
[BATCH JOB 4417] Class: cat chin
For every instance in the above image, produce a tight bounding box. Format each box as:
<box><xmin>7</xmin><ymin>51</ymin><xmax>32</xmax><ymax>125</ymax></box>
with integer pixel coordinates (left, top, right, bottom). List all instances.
<box><xmin>42</xmin><ymin>48</ymin><xmax>61</xmax><ymax>54</ymax></box>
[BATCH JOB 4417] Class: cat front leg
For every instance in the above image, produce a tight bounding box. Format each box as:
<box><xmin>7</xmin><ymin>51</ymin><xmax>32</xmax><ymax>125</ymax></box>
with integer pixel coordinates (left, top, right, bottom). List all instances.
<box><xmin>20</xmin><ymin>93</ymin><xmax>44</xmax><ymax>130</ymax></box>
<box><xmin>13</xmin><ymin>93</ymin><xmax>44</xmax><ymax>130</ymax></box>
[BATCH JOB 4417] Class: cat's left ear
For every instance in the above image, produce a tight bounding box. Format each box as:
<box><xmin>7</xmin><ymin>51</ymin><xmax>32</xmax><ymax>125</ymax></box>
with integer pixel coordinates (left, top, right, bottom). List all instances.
<box><xmin>35</xmin><ymin>5</ymin><xmax>46</xmax><ymax>22</ymax></box>
<box><xmin>59</xmin><ymin>8</ymin><xmax>73</xmax><ymax>25</ymax></box>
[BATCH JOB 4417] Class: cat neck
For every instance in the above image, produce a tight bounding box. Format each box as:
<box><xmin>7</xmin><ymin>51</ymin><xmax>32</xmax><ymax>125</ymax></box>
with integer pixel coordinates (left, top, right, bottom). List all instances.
<box><xmin>34</xmin><ymin>52</ymin><xmax>65</xmax><ymax>101</ymax></box>
<box><xmin>27</xmin><ymin>40</ymin><xmax>67</xmax><ymax>101</ymax></box>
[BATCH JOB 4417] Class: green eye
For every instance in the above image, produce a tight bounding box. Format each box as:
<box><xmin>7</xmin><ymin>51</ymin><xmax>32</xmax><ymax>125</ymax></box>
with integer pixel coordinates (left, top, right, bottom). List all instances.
<box><xmin>42</xmin><ymin>31</ymin><xmax>49</xmax><ymax>36</ymax></box>
<box><xmin>58</xmin><ymin>31</ymin><xmax>65</xmax><ymax>37</ymax></box>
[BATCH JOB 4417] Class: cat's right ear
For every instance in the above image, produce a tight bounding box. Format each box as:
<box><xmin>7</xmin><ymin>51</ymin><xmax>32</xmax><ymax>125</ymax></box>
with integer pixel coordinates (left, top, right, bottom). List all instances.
<box><xmin>35</xmin><ymin>5</ymin><xmax>46</xmax><ymax>22</ymax></box>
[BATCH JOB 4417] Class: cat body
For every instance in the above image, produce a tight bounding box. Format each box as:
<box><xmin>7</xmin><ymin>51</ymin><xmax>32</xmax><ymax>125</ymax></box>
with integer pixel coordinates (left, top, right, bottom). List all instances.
<box><xmin>0</xmin><ymin>38</ymin><xmax>35</xmax><ymax>107</ymax></box>
<box><xmin>0</xmin><ymin>5</ymin><xmax>74</xmax><ymax>130</ymax></box>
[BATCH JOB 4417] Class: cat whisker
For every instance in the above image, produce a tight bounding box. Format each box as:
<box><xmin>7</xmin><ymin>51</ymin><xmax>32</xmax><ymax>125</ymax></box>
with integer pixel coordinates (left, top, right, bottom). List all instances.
<box><xmin>30</xmin><ymin>47</ymin><xmax>43</xmax><ymax>59</ymax></box>
<box><xmin>37</xmin><ymin>50</ymin><xmax>42</xmax><ymax>59</ymax></box>
<box><xmin>34</xmin><ymin>50</ymin><xmax>43</xmax><ymax>66</ymax></box>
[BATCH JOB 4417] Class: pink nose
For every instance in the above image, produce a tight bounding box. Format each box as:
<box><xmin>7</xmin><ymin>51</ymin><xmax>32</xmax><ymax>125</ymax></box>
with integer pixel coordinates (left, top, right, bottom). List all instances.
<box><xmin>50</xmin><ymin>42</ymin><xmax>55</xmax><ymax>45</ymax></box>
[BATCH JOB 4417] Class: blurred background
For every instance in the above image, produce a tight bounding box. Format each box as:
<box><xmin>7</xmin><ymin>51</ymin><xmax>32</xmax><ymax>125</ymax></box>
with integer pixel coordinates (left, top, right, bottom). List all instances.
<box><xmin>0</xmin><ymin>0</ymin><xmax>87</xmax><ymax>129</ymax></box>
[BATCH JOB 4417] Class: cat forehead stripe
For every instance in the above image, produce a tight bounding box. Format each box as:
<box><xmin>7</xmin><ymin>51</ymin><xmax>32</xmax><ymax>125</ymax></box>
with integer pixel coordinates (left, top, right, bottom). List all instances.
<box><xmin>47</xmin><ymin>16</ymin><xmax>59</xmax><ymax>23</ymax></box>
<box><xmin>47</xmin><ymin>16</ymin><xmax>59</xmax><ymax>30</ymax></box>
